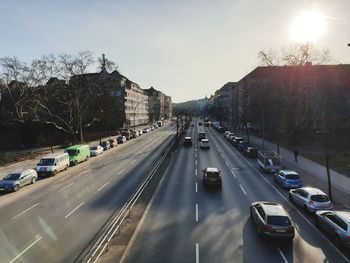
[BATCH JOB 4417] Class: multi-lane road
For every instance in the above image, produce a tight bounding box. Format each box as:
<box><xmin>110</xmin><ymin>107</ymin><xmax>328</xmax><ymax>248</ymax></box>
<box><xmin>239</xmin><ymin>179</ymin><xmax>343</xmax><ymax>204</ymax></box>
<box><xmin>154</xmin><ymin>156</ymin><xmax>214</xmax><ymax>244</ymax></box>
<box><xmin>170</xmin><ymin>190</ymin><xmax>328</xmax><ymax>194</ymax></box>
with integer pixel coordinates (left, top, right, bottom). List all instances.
<box><xmin>0</xmin><ymin>123</ymin><xmax>176</xmax><ymax>263</ymax></box>
<box><xmin>123</xmin><ymin>122</ymin><xmax>350</xmax><ymax>263</ymax></box>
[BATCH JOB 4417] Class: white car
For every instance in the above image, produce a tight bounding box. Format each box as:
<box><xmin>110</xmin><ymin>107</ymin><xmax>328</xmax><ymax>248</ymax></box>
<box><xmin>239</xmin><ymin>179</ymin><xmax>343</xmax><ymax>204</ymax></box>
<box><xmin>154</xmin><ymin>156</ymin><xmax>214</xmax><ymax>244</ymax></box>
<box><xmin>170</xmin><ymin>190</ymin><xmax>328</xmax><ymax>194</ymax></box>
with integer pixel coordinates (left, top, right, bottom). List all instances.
<box><xmin>200</xmin><ymin>139</ymin><xmax>210</xmax><ymax>149</ymax></box>
<box><xmin>90</xmin><ymin>145</ymin><xmax>103</xmax><ymax>156</ymax></box>
<box><xmin>117</xmin><ymin>135</ymin><xmax>127</xmax><ymax>143</ymax></box>
<box><xmin>143</xmin><ymin>128</ymin><xmax>150</xmax><ymax>133</ymax></box>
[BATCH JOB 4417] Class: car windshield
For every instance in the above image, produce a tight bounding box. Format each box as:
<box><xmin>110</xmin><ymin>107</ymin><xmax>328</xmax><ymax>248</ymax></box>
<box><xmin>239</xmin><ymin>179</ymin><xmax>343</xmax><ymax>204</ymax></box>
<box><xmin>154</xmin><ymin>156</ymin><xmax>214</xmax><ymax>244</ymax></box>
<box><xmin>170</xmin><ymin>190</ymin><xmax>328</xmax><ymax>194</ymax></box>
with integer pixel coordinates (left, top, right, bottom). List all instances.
<box><xmin>285</xmin><ymin>174</ymin><xmax>300</xmax><ymax>179</ymax></box>
<box><xmin>90</xmin><ymin>147</ymin><xmax>97</xmax><ymax>150</ymax></box>
<box><xmin>207</xmin><ymin>172</ymin><xmax>219</xmax><ymax>177</ymax></box>
<box><xmin>311</xmin><ymin>195</ymin><xmax>329</xmax><ymax>202</ymax></box>
<box><xmin>4</xmin><ymin>173</ymin><xmax>21</xmax><ymax>180</ymax></box>
<box><xmin>66</xmin><ymin>149</ymin><xmax>77</xmax><ymax>156</ymax></box>
<box><xmin>39</xmin><ymin>158</ymin><xmax>55</xmax><ymax>166</ymax></box>
<box><xmin>267</xmin><ymin>216</ymin><xmax>291</xmax><ymax>226</ymax></box>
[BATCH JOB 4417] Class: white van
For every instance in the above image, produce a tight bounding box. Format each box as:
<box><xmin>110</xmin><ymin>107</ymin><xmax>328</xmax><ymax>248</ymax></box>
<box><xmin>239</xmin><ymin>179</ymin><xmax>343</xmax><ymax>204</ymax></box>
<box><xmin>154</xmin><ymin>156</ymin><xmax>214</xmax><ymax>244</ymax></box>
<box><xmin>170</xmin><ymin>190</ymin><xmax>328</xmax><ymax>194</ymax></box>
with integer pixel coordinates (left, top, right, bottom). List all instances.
<box><xmin>36</xmin><ymin>153</ymin><xmax>70</xmax><ymax>176</ymax></box>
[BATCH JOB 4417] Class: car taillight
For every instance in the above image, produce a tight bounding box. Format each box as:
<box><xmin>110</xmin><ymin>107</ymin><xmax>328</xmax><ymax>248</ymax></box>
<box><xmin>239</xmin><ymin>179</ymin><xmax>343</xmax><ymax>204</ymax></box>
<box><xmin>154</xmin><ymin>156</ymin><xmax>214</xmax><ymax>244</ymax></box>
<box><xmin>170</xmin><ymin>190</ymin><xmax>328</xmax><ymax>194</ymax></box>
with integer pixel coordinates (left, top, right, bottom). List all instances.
<box><xmin>309</xmin><ymin>200</ymin><xmax>314</xmax><ymax>205</ymax></box>
<box><xmin>204</xmin><ymin>173</ymin><xmax>207</xmax><ymax>177</ymax></box>
<box><xmin>263</xmin><ymin>225</ymin><xmax>273</xmax><ymax>232</ymax></box>
<box><xmin>288</xmin><ymin>226</ymin><xmax>295</xmax><ymax>233</ymax></box>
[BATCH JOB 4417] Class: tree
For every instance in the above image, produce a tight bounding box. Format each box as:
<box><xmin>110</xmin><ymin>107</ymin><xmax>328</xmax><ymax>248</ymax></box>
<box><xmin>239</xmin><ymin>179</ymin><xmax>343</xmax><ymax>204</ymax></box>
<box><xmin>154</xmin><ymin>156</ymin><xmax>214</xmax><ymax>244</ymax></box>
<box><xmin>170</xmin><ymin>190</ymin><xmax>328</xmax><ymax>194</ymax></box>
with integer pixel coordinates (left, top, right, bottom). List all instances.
<box><xmin>258</xmin><ymin>42</ymin><xmax>332</xmax><ymax>66</ymax></box>
<box><xmin>97</xmin><ymin>54</ymin><xmax>118</xmax><ymax>72</ymax></box>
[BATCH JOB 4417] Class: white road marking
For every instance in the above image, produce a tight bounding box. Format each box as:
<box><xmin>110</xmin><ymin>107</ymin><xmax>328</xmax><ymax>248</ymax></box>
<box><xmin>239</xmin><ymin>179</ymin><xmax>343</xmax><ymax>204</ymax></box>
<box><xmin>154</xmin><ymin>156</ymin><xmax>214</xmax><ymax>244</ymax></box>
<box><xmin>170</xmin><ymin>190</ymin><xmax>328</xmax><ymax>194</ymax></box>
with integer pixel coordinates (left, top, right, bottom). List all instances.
<box><xmin>12</xmin><ymin>203</ymin><xmax>39</xmax><ymax>220</ymax></box>
<box><xmin>65</xmin><ymin>202</ymin><xmax>84</xmax><ymax>219</ymax></box>
<box><xmin>97</xmin><ymin>182</ymin><xmax>110</xmax><ymax>192</ymax></box>
<box><xmin>58</xmin><ymin>182</ymin><xmax>74</xmax><ymax>192</ymax></box>
<box><xmin>117</xmin><ymin>168</ymin><xmax>126</xmax><ymax>176</ymax></box>
<box><xmin>195</xmin><ymin>148</ymin><xmax>197</xmax><ymax>152</ymax></box>
<box><xmin>196</xmin><ymin>243</ymin><xmax>199</xmax><ymax>263</ymax></box>
<box><xmin>130</xmin><ymin>159</ymin><xmax>136</xmax><ymax>164</ymax></box>
<box><xmin>277</xmin><ymin>248</ymin><xmax>288</xmax><ymax>263</ymax></box>
<box><xmin>195</xmin><ymin>153</ymin><xmax>197</xmax><ymax>158</ymax></box>
<box><xmin>239</xmin><ymin>184</ymin><xmax>247</xmax><ymax>195</ymax></box>
<box><xmin>220</xmin><ymin>154</ymin><xmax>224</xmax><ymax>158</ymax></box>
<box><xmin>195</xmin><ymin>169</ymin><xmax>197</xmax><ymax>176</ymax></box>
<box><xmin>230</xmin><ymin>169</ymin><xmax>237</xmax><ymax>178</ymax></box>
<box><xmin>195</xmin><ymin>204</ymin><xmax>198</xmax><ymax>222</ymax></box>
<box><xmin>224</xmin><ymin>160</ymin><xmax>229</xmax><ymax>166</ymax></box>
<box><xmin>9</xmin><ymin>235</ymin><xmax>42</xmax><ymax>263</ymax></box>
<box><xmin>195</xmin><ymin>182</ymin><xmax>198</xmax><ymax>193</ymax></box>
<box><xmin>195</xmin><ymin>160</ymin><xmax>197</xmax><ymax>165</ymax></box>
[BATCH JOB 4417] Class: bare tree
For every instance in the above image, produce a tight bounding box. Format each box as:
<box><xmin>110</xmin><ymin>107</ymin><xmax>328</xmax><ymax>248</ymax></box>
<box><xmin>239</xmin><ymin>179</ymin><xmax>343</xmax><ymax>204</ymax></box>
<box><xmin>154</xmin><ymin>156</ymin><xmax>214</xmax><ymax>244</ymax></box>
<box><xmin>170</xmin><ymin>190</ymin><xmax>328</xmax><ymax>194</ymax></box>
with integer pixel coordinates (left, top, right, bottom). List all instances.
<box><xmin>97</xmin><ymin>54</ymin><xmax>118</xmax><ymax>72</ymax></box>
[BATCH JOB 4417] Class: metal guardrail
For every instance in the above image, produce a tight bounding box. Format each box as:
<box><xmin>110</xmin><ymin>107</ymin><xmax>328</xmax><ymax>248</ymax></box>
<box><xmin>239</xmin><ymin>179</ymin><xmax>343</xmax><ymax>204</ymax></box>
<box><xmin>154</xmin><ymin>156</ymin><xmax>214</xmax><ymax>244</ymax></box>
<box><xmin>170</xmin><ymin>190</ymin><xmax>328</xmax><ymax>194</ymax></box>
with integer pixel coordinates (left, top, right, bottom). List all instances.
<box><xmin>82</xmin><ymin>127</ymin><xmax>183</xmax><ymax>263</ymax></box>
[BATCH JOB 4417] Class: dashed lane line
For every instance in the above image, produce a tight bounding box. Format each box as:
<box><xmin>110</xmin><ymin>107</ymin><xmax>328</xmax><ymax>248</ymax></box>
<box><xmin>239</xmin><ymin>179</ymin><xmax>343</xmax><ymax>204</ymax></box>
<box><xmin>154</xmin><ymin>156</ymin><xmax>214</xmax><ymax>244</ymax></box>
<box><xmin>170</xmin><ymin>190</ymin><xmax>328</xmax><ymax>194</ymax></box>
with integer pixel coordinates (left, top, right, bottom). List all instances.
<box><xmin>239</xmin><ymin>184</ymin><xmax>247</xmax><ymax>195</ymax></box>
<box><xmin>196</xmin><ymin>243</ymin><xmax>199</xmax><ymax>263</ymax></box>
<box><xmin>117</xmin><ymin>168</ymin><xmax>126</xmax><ymax>176</ymax></box>
<box><xmin>97</xmin><ymin>181</ymin><xmax>110</xmax><ymax>192</ymax></box>
<box><xmin>277</xmin><ymin>248</ymin><xmax>288</xmax><ymax>263</ymax></box>
<box><xmin>195</xmin><ymin>204</ymin><xmax>198</xmax><ymax>222</ymax></box>
<box><xmin>58</xmin><ymin>182</ymin><xmax>74</xmax><ymax>192</ymax></box>
<box><xmin>9</xmin><ymin>235</ymin><xmax>42</xmax><ymax>263</ymax></box>
<box><xmin>230</xmin><ymin>169</ymin><xmax>237</xmax><ymax>178</ymax></box>
<box><xmin>65</xmin><ymin>202</ymin><xmax>84</xmax><ymax>219</ymax></box>
<box><xmin>195</xmin><ymin>182</ymin><xmax>198</xmax><ymax>193</ymax></box>
<box><xmin>12</xmin><ymin>203</ymin><xmax>39</xmax><ymax>220</ymax></box>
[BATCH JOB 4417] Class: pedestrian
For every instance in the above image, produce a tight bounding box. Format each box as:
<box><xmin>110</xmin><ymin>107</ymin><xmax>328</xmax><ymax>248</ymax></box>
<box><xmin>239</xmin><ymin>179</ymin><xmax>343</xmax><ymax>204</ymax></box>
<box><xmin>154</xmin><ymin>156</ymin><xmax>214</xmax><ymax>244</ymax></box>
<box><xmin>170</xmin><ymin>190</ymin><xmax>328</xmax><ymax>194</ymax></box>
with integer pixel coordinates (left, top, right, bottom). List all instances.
<box><xmin>294</xmin><ymin>149</ymin><xmax>299</xmax><ymax>163</ymax></box>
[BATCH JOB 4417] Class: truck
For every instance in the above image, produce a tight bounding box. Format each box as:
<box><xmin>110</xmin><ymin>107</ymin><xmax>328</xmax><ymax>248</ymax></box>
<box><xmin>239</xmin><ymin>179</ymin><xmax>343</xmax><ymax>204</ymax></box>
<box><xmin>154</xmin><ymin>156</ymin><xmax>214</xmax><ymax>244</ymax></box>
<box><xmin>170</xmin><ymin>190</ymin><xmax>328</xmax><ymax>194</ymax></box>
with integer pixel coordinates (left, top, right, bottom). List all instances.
<box><xmin>257</xmin><ymin>151</ymin><xmax>282</xmax><ymax>173</ymax></box>
<box><xmin>64</xmin><ymin>145</ymin><xmax>90</xmax><ymax>166</ymax></box>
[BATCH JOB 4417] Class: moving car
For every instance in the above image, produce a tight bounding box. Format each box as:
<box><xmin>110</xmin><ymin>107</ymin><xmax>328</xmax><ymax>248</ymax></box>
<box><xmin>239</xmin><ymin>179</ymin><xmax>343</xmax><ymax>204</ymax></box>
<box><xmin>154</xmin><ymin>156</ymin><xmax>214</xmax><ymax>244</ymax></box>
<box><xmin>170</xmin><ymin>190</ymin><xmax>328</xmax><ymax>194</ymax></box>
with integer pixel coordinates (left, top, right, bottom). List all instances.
<box><xmin>36</xmin><ymin>152</ymin><xmax>70</xmax><ymax>176</ymax></box>
<box><xmin>100</xmin><ymin>141</ymin><xmax>111</xmax><ymax>151</ymax></box>
<box><xmin>200</xmin><ymin>139</ymin><xmax>210</xmax><ymax>149</ymax></box>
<box><xmin>117</xmin><ymin>135</ymin><xmax>127</xmax><ymax>143</ymax></box>
<box><xmin>90</xmin><ymin>145</ymin><xmax>103</xmax><ymax>156</ymax></box>
<box><xmin>198</xmin><ymin>132</ymin><xmax>206</xmax><ymax>141</ymax></box>
<box><xmin>289</xmin><ymin>187</ymin><xmax>333</xmax><ymax>213</ymax></box>
<box><xmin>202</xmin><ymin>167</ymin><xmax>222</xmax><ymax>188</ymax></box>
<box><xmin>250</xmin><ymin>201</ymin><xmax>295</xmax><ymax>240</ymax></box>
<box><xmin>109</xmin><ymin>138</ymin><xmax>118</xmax><ymax>147</ymax></box>
<box><xmin>274</xmin><ymin>170</ymin><xmax>303</xmax><ymax>188</ymax></box>
<box><xmin>0</xmin><ymin>169</ymin><xmax>38</xmax><ymax>192</ymax></box>
<box><xmin>315</xmin><ymin>210</ymin><xmax>350</xmax><ymax>249</ymax></box>
<box><xmin>184</xmin><ymin>137</ymin><xmax>193</xmax><ymax>146</ymax></box>
<box><xmin>65</xmin><ymin>145</ymin><xmax>90</xmax><ymax>166</ymax></box>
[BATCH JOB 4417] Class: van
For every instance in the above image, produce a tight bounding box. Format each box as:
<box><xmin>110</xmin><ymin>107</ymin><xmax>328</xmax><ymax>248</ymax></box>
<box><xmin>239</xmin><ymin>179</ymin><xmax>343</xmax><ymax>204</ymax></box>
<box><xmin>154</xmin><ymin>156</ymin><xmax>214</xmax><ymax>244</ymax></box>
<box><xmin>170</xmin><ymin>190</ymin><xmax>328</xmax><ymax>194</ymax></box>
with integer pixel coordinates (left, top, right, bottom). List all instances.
<box><xmin>37</xmin><ymin>153</ymin><xmax>70</xmax><ymax>176</ymax></box>
<box><xmin>65</xmin><ymin>145</ymin><xmax>90</xmax><ymax>166</ymax></box>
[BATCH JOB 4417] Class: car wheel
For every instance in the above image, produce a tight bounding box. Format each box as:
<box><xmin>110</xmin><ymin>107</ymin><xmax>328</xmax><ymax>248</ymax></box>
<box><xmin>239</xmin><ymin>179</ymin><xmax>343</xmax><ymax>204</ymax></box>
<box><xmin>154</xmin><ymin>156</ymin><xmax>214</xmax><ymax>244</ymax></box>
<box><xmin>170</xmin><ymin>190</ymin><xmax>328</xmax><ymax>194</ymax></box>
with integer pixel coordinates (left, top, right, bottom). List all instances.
<box><xmin>52</xmin><ymin>170</ymin><xmax>57</xmax><ymax>176</ymax></box>
<box><xmin>13</xmin><ymin>184</ymin><xmax>20</xmax><ymax>192</ymax></box>
<box><xmin>334</xmin><ymin>235</ymin><xmax>342</xmax><ymax>248</ymax></box>
<box><xmin>288</xmin><ymin>193</ymin><xmax>293</xmax><ymax>202</ymax></box>
<box><xmin>31</xmin><ymin>177</ymin><xmax>36</xmax><ymax>184</ymax></box>
<box><xmin>65</xmin><ymin>165</ymin><xmax>68</xmax><ymax>170</ymax></box>
<box><xmin>74</xmin><ymin>161</ymin><xmax>78</xmax><ymax>166</ymax></box>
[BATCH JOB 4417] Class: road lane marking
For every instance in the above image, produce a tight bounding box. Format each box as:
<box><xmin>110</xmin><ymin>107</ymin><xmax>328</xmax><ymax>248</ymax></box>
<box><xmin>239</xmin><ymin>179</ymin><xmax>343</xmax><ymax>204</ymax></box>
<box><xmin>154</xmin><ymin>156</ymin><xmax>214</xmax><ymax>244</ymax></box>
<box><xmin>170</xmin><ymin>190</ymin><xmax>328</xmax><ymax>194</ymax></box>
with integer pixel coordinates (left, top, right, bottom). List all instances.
<box><xmin>195</xmin><ymin>169</ymin><xmax>197</xmax><ymax>176</ymax></box>
<box><xmin>239</xmin><ymin>184</ymin><xmax>247</xmax><ymax>195</ymax></box>
<box><xmin>195</xmin><ymin>204</ymin><xmax>198</xmax><ymax>222</ymax></box>
<box><xmin>12</xmin><ymin>203</ymin><xmax>39</xmax><ymax>220</ymax></box>
<box><xmin>230</xmin><ymin>169</ymin><xmax>237</xmax><ymax>178</ymax></box>
<box><xmin>195</xmin><ymin>160</ymin><xmax>197</xmax><ymax>165</ymax></box>
<box><xmin>65</xmin><ymin>202</ymin><xmax>84</xmax><ymax>219</ymax></box>
<box><xmin>130</xmin><ymin>159</ymin><xmax>136</xmax><ymax>164</ymax></box>
<box><xmin>117</xmin><ymin>168</ymin><xmax>126</xmax><ymax>176</ymax></box>
<box><xmin>9</xmin><ymin>235</ymin><xmax>42</xmax><ymax>263</ymax></box>
<box><xmin>220</xmin><ymin>154</ymin><xmax>224</xmax><ymax>158</ymax></box>
<box><xmin>97</xmin><ymin>182</ymin><xmax>110</xmax><ymax>192</ymax></box>
<box><xmin>58</xmin><ymin>182</ymin><xmax>74</xmax><ymax>192</ymax></box>
<box><xmin>195</xmin><ymin>182</ymin><xmax>198</xmax><ymax>193</ymax></box>
<box><xmin>196</xmin><ymin>243</ymin><xmax>199</xmax><ymax>263</ymax></box>
<box><xmin>195</xmin><ymin>153</ymin><xmax>197</xmax><ymax>158</ymax></box>
<box><xmin>277</xmin><ymin>248</ymin><xmax>288</xmax><ymax>263</ymax></box>
<box><xmin>224</xmin><ymin>160</ymin><xmax>229</xmax><ymax>167</ymax></box>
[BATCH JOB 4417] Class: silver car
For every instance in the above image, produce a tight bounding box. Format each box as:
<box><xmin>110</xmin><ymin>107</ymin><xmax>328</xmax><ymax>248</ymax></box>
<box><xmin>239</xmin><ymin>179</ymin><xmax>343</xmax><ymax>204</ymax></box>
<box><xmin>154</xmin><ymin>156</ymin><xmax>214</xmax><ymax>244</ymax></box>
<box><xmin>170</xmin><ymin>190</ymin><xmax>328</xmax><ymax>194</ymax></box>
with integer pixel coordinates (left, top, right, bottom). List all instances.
<box><xmin>315</xmin><ymin>210</ymin><xmax>350</xmax><ymax>249</ymax></box>
<box><xmin>289</xmin><ymin>187</ymin><xmax>333</xmax><ymax>213</ymax></box>
<box><xmin>0</xmin><ymin>169</ymin><xmax>38</xmax><ymax>192</ymax></box>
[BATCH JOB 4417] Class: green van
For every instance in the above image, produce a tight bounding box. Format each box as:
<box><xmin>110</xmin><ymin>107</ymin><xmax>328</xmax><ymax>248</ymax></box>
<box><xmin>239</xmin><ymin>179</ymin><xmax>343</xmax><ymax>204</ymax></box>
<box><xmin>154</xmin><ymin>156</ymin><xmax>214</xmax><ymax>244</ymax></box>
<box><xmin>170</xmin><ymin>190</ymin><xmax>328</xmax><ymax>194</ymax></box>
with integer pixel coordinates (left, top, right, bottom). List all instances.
<box><xmin>64</xmin><ymin>145</ymin><xmax>90</xmax><ymax>166</ymax></box>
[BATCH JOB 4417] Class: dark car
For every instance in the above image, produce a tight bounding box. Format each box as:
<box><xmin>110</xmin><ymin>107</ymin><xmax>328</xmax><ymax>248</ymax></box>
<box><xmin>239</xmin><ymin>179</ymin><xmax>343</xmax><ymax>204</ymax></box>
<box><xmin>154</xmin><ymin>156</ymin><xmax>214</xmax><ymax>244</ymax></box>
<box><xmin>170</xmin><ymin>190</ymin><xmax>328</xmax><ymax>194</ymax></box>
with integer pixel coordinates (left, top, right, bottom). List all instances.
<box><xmin>184</xmin><ymin>137</ymin><xmax>193</xmax><ymax>146</ymax></box>
<box><xmin>238</xmin><ymin>141</ymin><xmax>249</xmax><ymax>151</ymax></box>
<box><xmin>231</xmin><ymin>136</ymin><xmax>244</xmax><ymax>147</ymax></box>
<box><xmin>250</xmin><ymin>201</ymin><xmax>295</xmax><ymax>240</ymax></box>
<box><xmin>100</xmin><ymin>141</ymin><xmax>111</xmax><ymax>150</ymax></box>
<box><xmin>244</xmin><ymin>147</ymin><xmax>258</xmax><ymax>158</ymax></box>
<box><xmin>202</xmin><ymin>167</ymin><xmax>222</xmax><ymax>188</ymax></box>
<box><xmin>217</xmin><ymin>126</ymin><xmax>224</xmax><ymax>133</ymax></box>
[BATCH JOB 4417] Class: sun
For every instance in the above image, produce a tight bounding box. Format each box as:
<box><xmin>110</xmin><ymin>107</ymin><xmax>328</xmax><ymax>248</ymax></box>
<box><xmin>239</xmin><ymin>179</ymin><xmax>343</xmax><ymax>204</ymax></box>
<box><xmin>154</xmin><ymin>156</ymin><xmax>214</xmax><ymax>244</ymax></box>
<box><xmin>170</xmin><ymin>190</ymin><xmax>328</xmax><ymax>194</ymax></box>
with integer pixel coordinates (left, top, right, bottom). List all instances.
<box><xmin>290</xmin><ymin>11</ymin><xmax>326</xmax><ymax>43</ymax></box>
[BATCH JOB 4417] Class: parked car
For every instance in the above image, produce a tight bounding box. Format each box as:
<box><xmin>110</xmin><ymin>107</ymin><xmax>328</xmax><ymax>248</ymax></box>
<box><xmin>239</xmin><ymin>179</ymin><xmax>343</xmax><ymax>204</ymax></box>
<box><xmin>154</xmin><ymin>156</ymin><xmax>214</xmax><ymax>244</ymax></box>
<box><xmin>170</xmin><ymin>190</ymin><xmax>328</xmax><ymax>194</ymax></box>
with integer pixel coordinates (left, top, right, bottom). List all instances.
<box><xmin>109</xmin><ymin>138</ymin><xmax>118</xmax><ymax>147</ymax></box>
<box><xmin>200</xmin><ymin>139</ymin><xmax>210</xmax><ymax>149</ymax></box>
<box><xmin>202</xmin><ymin>167</ymin><xmax>222</xmax><ymax>188</ymax></box>
<box><xmin>315</xmin><ymin>210</ymin><xmax>350</xmax><ymax>249</ymax></box>
<box><xmin>244</xmin><ymin>147</ymin><xmax>258</xmax><ymax>158</ymax></box>
<box><xmin>225</xmin><ymin>132</ymin><xmax>234</xmax><ymax>139</ymax></box>
<box><xmin>0</xmin><ymin>169</ymin><xmax>38</xmax><ymax>192</ymax></box>
<box><xmin>184</xmin><ymin>137</ymin><xmax>193</xmax><ymax>146</ymax></box>
<box><xmin>100</xmin><ymin>141</ymin><xmax>111</xmax><ymax>151</ymax></box>
<box><xmin>138</xmin><ymin>130</ymin><xmax>143</xmax><ymax>136</ymax></box>
<box><xmin>143</xmin><ymin>127</ymin><xmax>150</xmax><ymax>133</ymax></box>
<box><xmin>90</xmin><ymin>145</ymin><xmax>103</xmax><ymax>156</ymax></box>
<box><xmin>231</xmin><ymin>136</ymin><xmax>244</xmax><ymax>147</ymax></box>
<box><xmin>151</xmin><ymin>126</ymin><xmax>155</xmax><ymax>131</ymax></box>
<box><xmin>250</xmin><ymin>201</ymin><xmax>295</xmax><ymax>240</ymax></box>
<box><xmin>65</xmin><ymin>145</ymin><xmax>90</xmax><ymax>166</ymax></box>
<box><xmin>289</xmin><ymin>187</ymin><xmax>333</xmax><ymax>213</ymax></box>
<box><xmin>238</xmin><ymin>141</ymin><xmax>249</xmax><ymax>151</ymax></box>
<box><xmin>274</xmin><ymin>170</ymin><xmax>303</xmax><ymax>188</ymax></box>
<box><xmin>257</xmin><ymin>151</ymin><xmax>282</xmax><ymax>173</ymax></box>
<box><xmin>36</xmin><ymin>152</ymin><xmax>70</xmax><ymax>176</ymax></box>
<box><xmin>153</xmin><ymin>124</ymin><xmax>159</xmax><ymax>129</ymax></box>
<box><xmin>117</xmin><ymin>135</ymin><xmax>127</xmax><ymax>143</ymax></box>
<box><xmin>217</xmin><ymin>126</ymin><xmax>224</xmax><ymax>133</ymax></box>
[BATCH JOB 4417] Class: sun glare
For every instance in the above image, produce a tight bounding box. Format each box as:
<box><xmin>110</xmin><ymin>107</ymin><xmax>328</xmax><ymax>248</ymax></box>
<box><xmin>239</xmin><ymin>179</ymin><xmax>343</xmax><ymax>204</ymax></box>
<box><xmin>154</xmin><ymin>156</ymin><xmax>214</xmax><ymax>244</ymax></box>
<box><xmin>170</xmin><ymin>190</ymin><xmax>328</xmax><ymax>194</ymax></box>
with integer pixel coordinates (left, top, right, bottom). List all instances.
<box><xmin>290</xmin><ymin>11</ymin><xmax>325</xmax><ymax>43</ymax></box>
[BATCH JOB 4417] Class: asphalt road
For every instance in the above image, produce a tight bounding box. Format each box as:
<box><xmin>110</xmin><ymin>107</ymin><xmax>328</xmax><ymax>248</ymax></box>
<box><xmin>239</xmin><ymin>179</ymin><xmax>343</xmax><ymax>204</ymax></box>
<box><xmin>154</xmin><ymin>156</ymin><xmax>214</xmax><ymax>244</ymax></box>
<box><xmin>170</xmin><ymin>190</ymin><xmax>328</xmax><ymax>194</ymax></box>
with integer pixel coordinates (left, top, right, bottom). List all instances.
<box><xmin>123</xmin><ymin>122</ymin><xmax>350</xmax><ymax>263</ymax></box>
<box><xmin>0</xmin><ymin>122</ymin><xmax>176</xmax><ymax>263</ymax></box>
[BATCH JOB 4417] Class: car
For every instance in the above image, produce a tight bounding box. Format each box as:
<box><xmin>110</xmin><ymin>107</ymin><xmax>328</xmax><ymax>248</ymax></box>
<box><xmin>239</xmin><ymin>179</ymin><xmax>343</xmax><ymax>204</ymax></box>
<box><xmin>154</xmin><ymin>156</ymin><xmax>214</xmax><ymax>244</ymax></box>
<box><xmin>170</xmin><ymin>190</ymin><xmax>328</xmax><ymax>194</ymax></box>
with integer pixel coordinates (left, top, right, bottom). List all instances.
<box><xmin>184</xmin><ymin>137</ymin><xmax>193</xmax><ymax>146</ymax></box>
<box><xmin>131</xmin><ymin>130</ymin><xmax>139</xmax><ymax>138</ymax></box>
<box><xmin>244</xmin><ymin>147</ymin><xmax>258</xmax><ymax>158</ymax></box>
<box><xmin>65</xmin><ymin>145</ymin><xmax>90</xmax><ymax>165</ymax></box>
<box><xmin>202</xmin><ymin>167</ymin><xmax>222</xmax><ymax>188</ymax></box>
<box><xmin>142</xmin><ymin>127</ymin><xmax>150</xmax><ymax>133</ymax></box>
<box><xmin>198</xmin><ymin>121</ymin><xmax>203</xmax><ymax>126</ymax></box>
<box><xmin>117</xmin><ymin>135</ymin><xmax>127</xmax><ymax>143</ymax></box>
<box><xmin>200</xmin><ymin>139</ymin><xmax>210</xmax><ymax>149</ymax></box>
<box><xmin>225</xmin><ymin>132</ymin><xmax>234</xmax><ymax>139</ymax></box>
<box><xmin>217</xmin><ymin>126</ymin><xmax>224</xmax><ymax>133</ymax></box>
<box><xmin>231</xmin><ymin>136</ymin><xmax>244</xmax><ymax>147</ymax></box>
<box><xmin>151</xmin><ymin>126</ymin><xmax>155</xmax><ymax>131</ymax></box>
<box><xmin>315</xmin><ymin>210</ymin><xmax>350</xmax><ymax>249</ymax></box>
<box><xmin>224</xmin><ymin>131</ymin><xmax>231</xmax><ymax>138</ymax></box>
<box><xmin>274</xmin><ymin>170</ymin><xmax>303</xmax><ymax>188</ymax></box>
<box><xmin>289</xmin><ymin>187</ymin><xmax>333</xmax><ymax>213</ymax></box>
<box><xmin>100</xmin><ymin>141</ymin><xmax>111</xmax><ymax>150</ymax></box>
<box><xmin>153</xmin><ymin>124</ymin><xmax>159</xmax><ymax>129</ymax></box>
<box><xmin>138</xmin><ymin>130</ymin><xmax>143</xmax><ymax>136</ymax></box>
<box><xmin>250</xmin><ymin>201</ymin><xmax>295</xmax><ymax>240</ymax></box>
<box><xmin>0</xmin><ymin>169</ymin><xmax>38</xmax><ymax>192</ymax></box>
<box><xmin>36</xmin><ymin>152</ymin><xmax>70</xmax><ymax>176</ymax></box>
<box><xmin>109</xmin><ymin>138</ymin><xmax>118</xmax><ymax>147</ymax></box>
<box><xmin>198</xmin><ymin>132</ymin><xmax>206</xmax><ymax>141</ymax></box>
<box><xmin>90</xmin><ymin>145</ymin><xmax>103</xmax><ymax>156</ymax></box>
<box><xmin>238</xmin><ymin>141</ymin><xmax>249</xmax><ymax>151</ymax></box>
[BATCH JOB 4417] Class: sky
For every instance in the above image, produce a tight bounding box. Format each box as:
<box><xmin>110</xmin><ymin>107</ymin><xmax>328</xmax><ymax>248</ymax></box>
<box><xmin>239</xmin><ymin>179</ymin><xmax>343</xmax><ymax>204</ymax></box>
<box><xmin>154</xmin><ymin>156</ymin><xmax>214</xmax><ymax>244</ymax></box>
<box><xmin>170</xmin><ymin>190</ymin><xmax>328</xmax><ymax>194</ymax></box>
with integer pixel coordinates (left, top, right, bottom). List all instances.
<box><xmin>0</xmin><ymin>0</ymin><xmax>350</xmax><ymax>102</ymax></box>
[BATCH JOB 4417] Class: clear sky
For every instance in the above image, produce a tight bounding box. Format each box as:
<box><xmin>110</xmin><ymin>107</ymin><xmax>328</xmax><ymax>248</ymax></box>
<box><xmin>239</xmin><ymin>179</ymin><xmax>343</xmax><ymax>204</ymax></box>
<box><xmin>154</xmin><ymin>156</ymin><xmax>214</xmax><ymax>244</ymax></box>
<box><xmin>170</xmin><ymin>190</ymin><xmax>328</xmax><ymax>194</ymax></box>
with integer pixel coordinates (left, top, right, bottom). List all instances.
<box><xmin>0</xmin><ymin>0</ymin><xmax>349</xmax><ymax>102</ymax></box>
